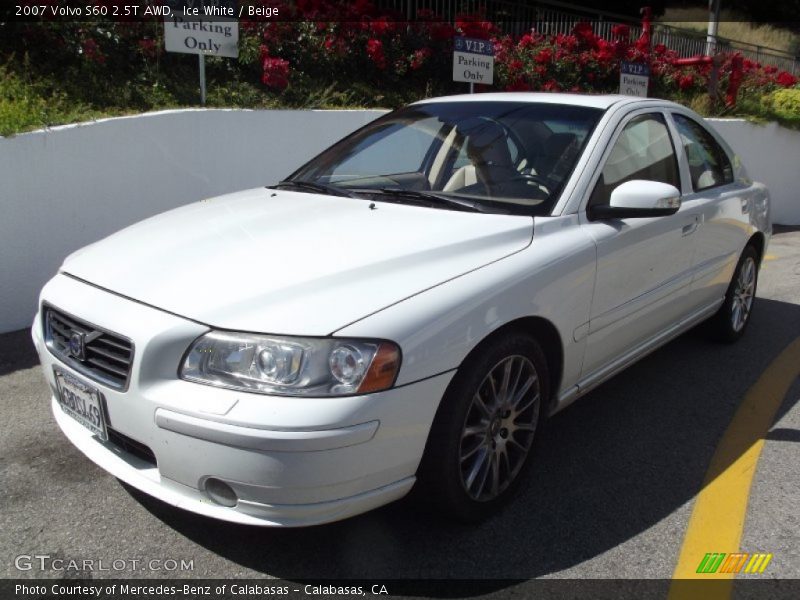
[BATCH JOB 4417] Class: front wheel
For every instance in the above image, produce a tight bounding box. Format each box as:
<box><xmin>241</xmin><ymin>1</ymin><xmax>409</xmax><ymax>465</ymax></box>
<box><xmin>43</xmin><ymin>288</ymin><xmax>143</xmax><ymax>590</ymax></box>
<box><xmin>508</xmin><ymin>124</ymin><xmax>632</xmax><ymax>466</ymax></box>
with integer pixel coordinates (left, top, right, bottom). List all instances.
<box><xmin>705</xmin><ymin>245</ymin><xmax>759</xmax><ymax>343</ymax></box>
<box><xmin>417</xmin><ymin>333</ymin><xmax>549</xmax><ymax>522</ymax></box>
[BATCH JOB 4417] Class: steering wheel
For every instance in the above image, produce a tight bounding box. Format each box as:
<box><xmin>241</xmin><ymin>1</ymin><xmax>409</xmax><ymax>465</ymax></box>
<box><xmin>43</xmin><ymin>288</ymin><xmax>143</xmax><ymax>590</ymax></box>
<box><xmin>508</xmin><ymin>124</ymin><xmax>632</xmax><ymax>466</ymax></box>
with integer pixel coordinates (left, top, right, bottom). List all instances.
<box><xmin>505</xmin><ymin>173</ymin><xmax>552</xmax><ymax>196</ymax></box>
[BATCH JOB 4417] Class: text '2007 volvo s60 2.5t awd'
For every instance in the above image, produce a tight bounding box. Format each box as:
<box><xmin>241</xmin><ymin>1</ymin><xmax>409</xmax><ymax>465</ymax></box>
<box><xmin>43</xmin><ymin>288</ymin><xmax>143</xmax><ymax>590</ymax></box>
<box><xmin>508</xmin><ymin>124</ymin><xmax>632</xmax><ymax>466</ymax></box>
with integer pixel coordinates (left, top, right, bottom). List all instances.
<box><xmin>33</xmin><ymin>93</ymin><xmax>771</xmax><ymax>526</ymax></box>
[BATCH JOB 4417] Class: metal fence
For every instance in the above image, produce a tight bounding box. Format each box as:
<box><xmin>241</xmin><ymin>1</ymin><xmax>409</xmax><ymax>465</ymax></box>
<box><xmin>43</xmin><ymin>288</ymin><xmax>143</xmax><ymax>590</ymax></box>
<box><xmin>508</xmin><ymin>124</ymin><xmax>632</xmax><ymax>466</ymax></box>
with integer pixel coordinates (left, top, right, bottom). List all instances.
<box><xmin>651</xmin><ymin>24</ymin><xmax>798</xmax><ymax>74</ymax></box>
<box><xmin>378</xmin><ymin>0</ymin><xmax>799</xmax><ymax>74</ymax></box>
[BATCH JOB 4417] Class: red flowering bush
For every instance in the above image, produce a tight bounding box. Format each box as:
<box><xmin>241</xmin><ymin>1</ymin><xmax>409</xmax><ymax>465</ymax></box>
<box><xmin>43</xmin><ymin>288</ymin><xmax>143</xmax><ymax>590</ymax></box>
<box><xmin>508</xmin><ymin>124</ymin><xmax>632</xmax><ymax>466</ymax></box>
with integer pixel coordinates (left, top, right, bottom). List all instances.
<box><xmin>261</xmin><ymin>54</ymin><xmax>290</xmax><ymax>90</ymax></box>
<box><xmin>611</xmin><ymin>24</ymin><xmax>630</xmax><ymax>39</ymax></box>
<box><xmin>238</xmin><ymin>0</ymin><xmax>458</xmax><ymax>99</ymax></box>
<box><xmin>17</xmin><ymin>0</ymin><xmax>792</xmax><ymax>109</ymax></box>
<box><xmin>489</xmin><ymin>20</ymin><xmax>797</xmax><ymax>111</ymax></box>
<box><xmin>410</xmin><ymin>48</ymin><xmax>433</xmax><ymax>70</ymax></box>
<box><xmin>366</xmin><ymin>38</ymin><xmax>387</xmax><ymax>70</ymax></box>
<box><xmin>80</xmin><ymin>38</ymin><xmax>105</xmax><ymax>64</ymax></box>
<box><xmin>455</xmin><ymin>14</ymin><xmax>499</xmax><ymax>40</ymax></box>
<box><xmin>776</xmin><ymin>71</ymin><xmax>799</xmax><ymax>88</ymax></box>
<box><xmin>493</xmin><ymin>22</ymin><xmax>632</xmax><ymax>94</ymax></box>
<box><xmin>677</xmin><ymin>74</ymin><xmax>695</xmax><ymax>91</ymax></box>
<box><xmin>3</xmin><ymin>0</ymin><xmax>798</xmax><ymax>127</ymax></box>
<box><xmin>137</xmin><ymin>38</ymin><xmax>157</xmax><ymax>60</ymax></box>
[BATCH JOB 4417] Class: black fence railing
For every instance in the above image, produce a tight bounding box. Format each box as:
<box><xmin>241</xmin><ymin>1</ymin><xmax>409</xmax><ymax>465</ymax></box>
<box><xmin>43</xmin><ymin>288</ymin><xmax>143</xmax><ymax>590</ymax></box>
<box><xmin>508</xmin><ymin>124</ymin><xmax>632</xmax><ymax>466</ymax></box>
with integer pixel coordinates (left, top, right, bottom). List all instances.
<box><xmin>376</xmin><ymin>0</ymin><xmax>798</xmax><ymax>74</ymax></box>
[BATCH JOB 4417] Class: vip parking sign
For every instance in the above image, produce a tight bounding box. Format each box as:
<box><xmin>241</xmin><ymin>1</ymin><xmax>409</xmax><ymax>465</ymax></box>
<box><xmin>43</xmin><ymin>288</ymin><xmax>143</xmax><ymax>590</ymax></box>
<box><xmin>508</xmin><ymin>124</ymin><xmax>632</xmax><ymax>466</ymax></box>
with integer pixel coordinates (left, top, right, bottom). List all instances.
<box><xmin>453</xmin><ymin>37</ymin><xmax>494</xmax><ymax>85</ymax></box>
<box><xmin>620</xmin><ymin>61</ymin><xmax>650</xmax><ymax>97</ymax></box>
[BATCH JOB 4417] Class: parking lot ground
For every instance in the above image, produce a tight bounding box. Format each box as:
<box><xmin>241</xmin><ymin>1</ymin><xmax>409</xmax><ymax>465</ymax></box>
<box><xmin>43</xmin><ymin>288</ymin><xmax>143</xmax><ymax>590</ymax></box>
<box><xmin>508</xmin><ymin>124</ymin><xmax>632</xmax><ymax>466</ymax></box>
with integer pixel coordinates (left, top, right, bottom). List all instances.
<box><xmin>1</xmin><ymin>228</ymin><xmax>799</xmax><ymax>588</ymax></box>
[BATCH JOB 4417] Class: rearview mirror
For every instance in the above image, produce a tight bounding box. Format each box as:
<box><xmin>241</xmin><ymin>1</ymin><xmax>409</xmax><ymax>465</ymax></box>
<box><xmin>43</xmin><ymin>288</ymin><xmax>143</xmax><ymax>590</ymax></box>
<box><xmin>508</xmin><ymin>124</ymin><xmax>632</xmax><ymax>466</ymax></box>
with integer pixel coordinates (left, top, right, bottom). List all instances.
<box><xmin>589</xmin><ymin>180</ymin><xmax>681</xmax><ymax>220</ymax></box>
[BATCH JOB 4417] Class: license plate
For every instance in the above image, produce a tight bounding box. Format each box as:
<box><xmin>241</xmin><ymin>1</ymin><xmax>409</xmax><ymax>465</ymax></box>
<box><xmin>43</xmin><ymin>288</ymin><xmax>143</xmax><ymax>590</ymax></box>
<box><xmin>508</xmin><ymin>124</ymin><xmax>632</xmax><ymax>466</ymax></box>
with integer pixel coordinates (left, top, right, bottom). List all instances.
<box><xmin>54</xmin><ymin>367</ymin><xmax>108</xmax><ymax>441</ymax></box>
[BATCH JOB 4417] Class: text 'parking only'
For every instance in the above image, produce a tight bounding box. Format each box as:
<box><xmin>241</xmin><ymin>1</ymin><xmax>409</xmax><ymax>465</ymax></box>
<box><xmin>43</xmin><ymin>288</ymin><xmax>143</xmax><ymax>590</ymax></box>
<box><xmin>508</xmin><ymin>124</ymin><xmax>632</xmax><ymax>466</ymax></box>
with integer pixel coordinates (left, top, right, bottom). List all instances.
<box><xmin>453</xmin><ymin>37</ymin><xmax>494</xmax><ymax>85</ymax></box>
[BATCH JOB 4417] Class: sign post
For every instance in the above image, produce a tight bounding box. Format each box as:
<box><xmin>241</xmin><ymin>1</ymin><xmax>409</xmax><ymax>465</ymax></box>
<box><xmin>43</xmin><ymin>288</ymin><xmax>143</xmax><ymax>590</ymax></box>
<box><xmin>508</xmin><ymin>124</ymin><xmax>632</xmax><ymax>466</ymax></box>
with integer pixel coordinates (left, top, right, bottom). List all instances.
<box><xmin>164</xmin><ymin>1</ymin><xmax>239</xmax><ymax>105</ymax></box>
<box><xmin>199</xmin><ymin>54</ymin><xmax>206</xmax><ymax>105</ymax></box>
<box><xmin>619</xmin><ymin>61</ymin><xmax>650</xmax><ymax>97</ymax></box>
<box><xmin>453</xmin><ymin>37</ymin><xmax>494</xmax><ymax>93</ymax></box>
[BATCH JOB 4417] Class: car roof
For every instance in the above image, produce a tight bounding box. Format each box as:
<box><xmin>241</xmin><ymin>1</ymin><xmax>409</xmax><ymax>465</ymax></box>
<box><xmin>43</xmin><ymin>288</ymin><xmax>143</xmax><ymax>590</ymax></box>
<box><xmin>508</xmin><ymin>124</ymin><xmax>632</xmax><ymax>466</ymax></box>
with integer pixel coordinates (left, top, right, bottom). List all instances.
<box><xmin>413</xmin><ymin>92</ymin><xmax>668</xmax><ymax>110</ymax></box>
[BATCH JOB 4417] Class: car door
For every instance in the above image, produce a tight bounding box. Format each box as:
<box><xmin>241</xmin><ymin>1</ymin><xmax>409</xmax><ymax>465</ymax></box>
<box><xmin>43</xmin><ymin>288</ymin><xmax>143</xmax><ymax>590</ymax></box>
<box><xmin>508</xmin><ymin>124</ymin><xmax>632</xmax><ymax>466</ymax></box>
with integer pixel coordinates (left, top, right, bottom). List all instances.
<box><xmin>579</xmin><ymin>110</ymin><xmax>702</xmax><ymax>379</ymax></box>
<box><xmin>668</xmin><ymin>112</ymin><xmax>748</xmax><ymax>310</ymax></box>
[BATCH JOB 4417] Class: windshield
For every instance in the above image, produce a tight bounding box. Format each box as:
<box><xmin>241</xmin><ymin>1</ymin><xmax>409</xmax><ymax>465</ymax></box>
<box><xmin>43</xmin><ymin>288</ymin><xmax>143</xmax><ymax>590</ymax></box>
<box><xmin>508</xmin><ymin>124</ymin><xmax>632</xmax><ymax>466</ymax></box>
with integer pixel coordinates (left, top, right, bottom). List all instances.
<box><xmin>287</xmin><ymin>101</ymin><xmax>603</xmax><ymax>215</ymax></box>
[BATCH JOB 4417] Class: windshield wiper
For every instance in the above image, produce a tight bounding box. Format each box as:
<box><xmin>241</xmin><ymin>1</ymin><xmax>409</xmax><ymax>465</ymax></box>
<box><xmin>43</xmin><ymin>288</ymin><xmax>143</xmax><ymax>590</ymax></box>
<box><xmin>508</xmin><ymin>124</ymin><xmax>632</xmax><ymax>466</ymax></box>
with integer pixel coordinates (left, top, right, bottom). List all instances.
<box><xmin>271</xmin><ymin>180</ymin><xmax>355</xmax><ymax>198</ymax></box>
<box><xmin>352</xmin><ymin>188</ymin><xmax>489</xmax><ymax>213</ymax></box>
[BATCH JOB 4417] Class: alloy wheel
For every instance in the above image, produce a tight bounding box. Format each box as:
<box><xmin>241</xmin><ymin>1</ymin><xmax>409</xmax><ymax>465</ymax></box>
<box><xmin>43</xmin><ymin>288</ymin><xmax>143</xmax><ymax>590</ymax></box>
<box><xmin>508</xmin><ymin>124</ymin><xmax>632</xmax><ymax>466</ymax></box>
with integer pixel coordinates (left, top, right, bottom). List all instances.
<box><xmin>731</xmin><ymin>256</ymin><xmax>756</xmax><ymax>332</ymax></box>
<box><xmin>458</xmin><ymin>355</ymin><xmax>540</xmax><ymax>502</ymax></box>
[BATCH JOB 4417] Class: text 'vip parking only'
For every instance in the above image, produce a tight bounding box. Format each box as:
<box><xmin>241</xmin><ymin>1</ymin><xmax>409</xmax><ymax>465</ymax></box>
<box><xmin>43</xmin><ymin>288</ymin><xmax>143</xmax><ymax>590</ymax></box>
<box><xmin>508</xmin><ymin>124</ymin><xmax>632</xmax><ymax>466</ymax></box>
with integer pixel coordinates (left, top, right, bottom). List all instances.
<box><xmin>453</xmin><ymin>37</ymin><xmax>494</xmax><ymax>85</ymax></box>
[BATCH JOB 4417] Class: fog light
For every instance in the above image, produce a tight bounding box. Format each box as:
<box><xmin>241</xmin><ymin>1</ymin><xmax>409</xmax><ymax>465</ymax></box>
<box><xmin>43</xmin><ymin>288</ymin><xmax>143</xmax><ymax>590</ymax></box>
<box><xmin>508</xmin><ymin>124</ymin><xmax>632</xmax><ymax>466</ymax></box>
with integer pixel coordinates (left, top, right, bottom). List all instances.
<box><xmin>205</xmin><ymin>477</ymin><xmax>238</xmax><ymax>507</ymax></box>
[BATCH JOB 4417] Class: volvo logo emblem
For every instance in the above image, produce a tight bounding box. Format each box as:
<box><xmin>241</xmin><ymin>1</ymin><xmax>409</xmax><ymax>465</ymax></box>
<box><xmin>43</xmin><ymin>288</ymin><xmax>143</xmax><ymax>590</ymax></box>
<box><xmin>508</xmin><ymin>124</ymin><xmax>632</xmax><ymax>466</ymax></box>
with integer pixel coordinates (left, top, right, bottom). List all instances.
<box><xmin>69</xmin><ymin>332</ymin><xmax>86</xmax><ymax>361</ymax></box>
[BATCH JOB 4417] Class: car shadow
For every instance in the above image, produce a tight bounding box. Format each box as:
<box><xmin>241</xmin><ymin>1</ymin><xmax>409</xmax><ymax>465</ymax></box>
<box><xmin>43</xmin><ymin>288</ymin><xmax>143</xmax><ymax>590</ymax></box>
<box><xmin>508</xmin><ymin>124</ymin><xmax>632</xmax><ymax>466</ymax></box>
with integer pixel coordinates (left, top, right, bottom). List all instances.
<box><xmin>0</xmin><ymin>328</ymin><xmax>39</xmax><ymax>376</ymax></box>
<box><xmin>123</xmin><ymin>297</ymin><xmax>800</xmax><ymax>583</ymax></box>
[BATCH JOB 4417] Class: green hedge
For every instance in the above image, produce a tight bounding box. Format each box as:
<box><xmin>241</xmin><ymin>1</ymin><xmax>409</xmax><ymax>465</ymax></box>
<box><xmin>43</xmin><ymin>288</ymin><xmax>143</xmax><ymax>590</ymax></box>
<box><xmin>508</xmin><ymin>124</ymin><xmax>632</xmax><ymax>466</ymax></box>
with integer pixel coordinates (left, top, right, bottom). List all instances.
<box><xmin>762</xmin><ymin>88</ymin><xmax>800</xmax><ymax>120</ymax></box>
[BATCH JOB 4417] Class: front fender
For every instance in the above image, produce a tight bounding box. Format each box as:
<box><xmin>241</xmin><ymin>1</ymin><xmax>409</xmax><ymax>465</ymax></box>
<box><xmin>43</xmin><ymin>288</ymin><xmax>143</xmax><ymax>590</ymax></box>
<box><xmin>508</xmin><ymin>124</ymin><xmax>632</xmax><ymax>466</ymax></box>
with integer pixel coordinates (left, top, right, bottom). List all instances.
<box><xmin>334</xmin><ymin>215</ymin><xmax>597</xmax><ymax>397</ymax></box>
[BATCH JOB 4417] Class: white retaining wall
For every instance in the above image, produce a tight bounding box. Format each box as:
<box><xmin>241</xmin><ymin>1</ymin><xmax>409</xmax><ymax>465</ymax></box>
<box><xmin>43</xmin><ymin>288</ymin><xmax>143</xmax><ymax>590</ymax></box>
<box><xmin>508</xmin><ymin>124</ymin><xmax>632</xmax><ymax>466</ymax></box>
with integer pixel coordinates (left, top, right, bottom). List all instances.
<box><xmin>0</xmin><ymin>109</ymin><xmax>386</xmax><ymax>333</ymax></box>
<box><xmin>707</xmin><ymin>119</ymin><xmax>800</xmax><ymax>227</ymax></box>
<box><xmin>1</xmin><ymin>110</ymin><xmax>798</xmax><ymax>334</ymax></box>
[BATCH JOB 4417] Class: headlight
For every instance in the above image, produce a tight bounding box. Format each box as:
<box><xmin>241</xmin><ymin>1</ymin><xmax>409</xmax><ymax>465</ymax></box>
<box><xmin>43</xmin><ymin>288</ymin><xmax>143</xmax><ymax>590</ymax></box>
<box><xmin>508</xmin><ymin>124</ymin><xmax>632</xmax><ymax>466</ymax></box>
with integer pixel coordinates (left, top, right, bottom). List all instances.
<box><xmin>180</xmin><ymin>331</ymin><xmax>401</xmax><ymax>396</ymax></box>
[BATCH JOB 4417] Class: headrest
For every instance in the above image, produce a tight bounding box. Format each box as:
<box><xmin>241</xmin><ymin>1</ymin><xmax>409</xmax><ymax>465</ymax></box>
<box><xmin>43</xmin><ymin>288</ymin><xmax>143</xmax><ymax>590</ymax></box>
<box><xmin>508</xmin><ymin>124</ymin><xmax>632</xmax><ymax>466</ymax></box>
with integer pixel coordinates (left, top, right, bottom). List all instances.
<box><xmin>459</xmin><ymin>118</ymin><xmax>507</xmax><ymax>151</ymax></box>
<box><xmin>544</xmin><ymin>132</ymin><xmax>577</xmax><ymax>156</ymax></box>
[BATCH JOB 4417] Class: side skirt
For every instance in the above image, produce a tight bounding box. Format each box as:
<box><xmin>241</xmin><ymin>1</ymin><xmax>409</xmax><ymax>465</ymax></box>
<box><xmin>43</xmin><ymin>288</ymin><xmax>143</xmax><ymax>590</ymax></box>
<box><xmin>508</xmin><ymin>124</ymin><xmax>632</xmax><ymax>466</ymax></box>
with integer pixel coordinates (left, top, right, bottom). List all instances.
<box><xmin>552</xmin><ymin>299</ymin><xmax>723</xmax><ymax>414</ymax></box>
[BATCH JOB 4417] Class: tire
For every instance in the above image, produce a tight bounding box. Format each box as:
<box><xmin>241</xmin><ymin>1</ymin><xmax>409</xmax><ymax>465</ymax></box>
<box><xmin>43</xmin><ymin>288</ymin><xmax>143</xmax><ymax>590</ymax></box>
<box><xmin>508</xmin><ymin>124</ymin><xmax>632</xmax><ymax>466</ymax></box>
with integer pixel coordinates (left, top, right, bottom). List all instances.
<box><xmin>705</xmin><ymin>245</ymin><xmax>759</xmax><ymax>343</ymax></box>
<box><xmin>417</xmin><ymin>332</ymin><xmax>549</xmax><ymax>522</ymax></box>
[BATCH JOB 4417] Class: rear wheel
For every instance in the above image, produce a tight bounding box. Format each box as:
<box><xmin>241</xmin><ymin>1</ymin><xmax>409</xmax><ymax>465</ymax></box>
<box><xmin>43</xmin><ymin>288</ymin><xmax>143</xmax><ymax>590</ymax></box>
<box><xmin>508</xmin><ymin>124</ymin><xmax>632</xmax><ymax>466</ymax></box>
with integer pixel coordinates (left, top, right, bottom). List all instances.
<box><xmin>705</xmin><ymin>245</ymin><xmax>759</xmax><ymax>343</ymax></box>
<box><xmin>418</xmin><ymin>333</ymin><xmax>549</xmax><ymax>522</ymax></box>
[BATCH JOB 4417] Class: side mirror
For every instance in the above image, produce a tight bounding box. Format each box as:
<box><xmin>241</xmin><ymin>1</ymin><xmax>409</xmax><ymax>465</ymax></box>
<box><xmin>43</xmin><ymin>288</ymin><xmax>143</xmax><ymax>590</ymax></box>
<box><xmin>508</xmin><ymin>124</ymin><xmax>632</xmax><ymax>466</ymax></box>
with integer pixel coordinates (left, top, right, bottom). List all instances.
<box><xmin>589</xmin><ymin>180</ymin><xmax>681</xmax><ymax>220</ymax></box>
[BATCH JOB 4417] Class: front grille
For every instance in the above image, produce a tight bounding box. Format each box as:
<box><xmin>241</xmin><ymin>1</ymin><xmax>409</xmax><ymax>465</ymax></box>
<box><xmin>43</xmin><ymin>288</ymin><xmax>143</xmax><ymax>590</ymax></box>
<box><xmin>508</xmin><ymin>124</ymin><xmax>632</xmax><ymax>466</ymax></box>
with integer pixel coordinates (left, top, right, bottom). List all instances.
<box><xmin>44</xmin><ymin>306</ymin><xmax>134</xmax><ymax>390</ymax></box>
<box><xmin>107</xmin><ymin>427</ymin><xmax>157</xmax><ymax>467</ymax></box>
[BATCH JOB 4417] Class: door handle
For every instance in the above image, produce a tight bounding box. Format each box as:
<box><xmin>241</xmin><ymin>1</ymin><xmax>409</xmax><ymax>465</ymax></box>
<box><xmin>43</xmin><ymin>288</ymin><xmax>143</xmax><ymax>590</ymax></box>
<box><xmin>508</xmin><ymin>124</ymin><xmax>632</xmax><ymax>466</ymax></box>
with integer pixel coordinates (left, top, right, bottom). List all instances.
<box><xmin>682</xmin><ymin>215</ymin><xmax>700</xmax><ymax>236</ymax></box>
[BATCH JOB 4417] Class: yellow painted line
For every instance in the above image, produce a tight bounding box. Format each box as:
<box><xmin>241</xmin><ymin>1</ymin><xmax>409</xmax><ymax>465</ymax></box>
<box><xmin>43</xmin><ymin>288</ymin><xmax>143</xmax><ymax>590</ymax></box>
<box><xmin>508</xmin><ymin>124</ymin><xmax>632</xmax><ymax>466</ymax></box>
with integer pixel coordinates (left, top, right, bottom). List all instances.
<box><xmin>763</xmin><ymin>254</ymin><xmax>778</xmax><ymax>262</ymax></box>
<box><xmin>668</xmin><ymin>337</ymin><xmax>800</xmax><ymax>599</ymax></box>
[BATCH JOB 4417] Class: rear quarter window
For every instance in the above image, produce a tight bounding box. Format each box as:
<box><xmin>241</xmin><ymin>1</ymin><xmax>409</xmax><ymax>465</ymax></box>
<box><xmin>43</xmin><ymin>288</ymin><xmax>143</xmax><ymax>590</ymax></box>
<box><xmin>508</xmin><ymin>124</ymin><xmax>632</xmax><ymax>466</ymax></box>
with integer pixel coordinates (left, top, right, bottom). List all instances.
<box><xmin>672</xmin><ymin>114</ymin><xmax>734</xmax><ymax>191</ymax></box>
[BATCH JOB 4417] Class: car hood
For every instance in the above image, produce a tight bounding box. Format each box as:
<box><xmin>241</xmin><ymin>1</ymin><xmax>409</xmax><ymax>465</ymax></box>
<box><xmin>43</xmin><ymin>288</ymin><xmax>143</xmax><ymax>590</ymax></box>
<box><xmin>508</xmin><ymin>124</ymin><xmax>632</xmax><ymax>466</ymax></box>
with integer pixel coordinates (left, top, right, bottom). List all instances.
<box><xmin>62</xmin><ymin>188</ymin><xmax>533</xmax><ymax>335</ymax></box>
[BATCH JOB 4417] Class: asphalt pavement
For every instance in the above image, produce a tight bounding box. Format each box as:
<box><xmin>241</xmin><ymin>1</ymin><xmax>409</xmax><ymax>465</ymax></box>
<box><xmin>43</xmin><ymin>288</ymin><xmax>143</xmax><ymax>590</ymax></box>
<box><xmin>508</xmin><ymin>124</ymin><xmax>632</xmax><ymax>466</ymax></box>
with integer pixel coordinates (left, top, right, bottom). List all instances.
<box><xmin>1</xmin><ymin>228</ymin><xmax>798</xmax><ymax>586</ymax></box>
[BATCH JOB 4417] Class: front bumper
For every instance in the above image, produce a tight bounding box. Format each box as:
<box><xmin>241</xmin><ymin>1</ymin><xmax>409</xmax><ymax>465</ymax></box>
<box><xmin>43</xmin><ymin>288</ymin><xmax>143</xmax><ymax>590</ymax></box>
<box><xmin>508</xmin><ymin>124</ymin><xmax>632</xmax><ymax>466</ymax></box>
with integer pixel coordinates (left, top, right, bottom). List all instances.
<box><xmin>33</xmin><ymin>273</ymin><xmax>453</xmax><ymax>526</ymax></box>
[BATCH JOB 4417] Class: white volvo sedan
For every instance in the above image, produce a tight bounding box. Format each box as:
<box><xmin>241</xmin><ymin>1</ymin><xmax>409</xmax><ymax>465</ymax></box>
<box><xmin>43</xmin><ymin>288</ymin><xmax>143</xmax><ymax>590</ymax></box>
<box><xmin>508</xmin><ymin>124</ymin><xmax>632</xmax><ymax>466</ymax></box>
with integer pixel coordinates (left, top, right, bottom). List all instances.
<box><xmin>32</xmin><ymin>93</ymin><xmax>771</xmax><ymax>526</ymax></box>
